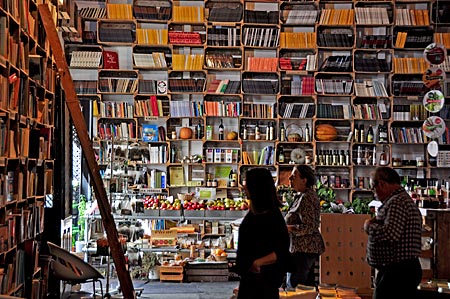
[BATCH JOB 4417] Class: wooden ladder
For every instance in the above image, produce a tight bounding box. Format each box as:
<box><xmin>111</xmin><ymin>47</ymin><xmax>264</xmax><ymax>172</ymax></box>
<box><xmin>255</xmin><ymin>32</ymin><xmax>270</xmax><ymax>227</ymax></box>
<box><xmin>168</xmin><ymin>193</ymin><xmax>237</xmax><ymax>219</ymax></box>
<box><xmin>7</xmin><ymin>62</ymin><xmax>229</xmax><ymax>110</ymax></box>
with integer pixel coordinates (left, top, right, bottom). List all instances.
<box><xmin>38</xmin><ymin>4</ymin><xmax>135</xmax><ymax>298</ymax></box>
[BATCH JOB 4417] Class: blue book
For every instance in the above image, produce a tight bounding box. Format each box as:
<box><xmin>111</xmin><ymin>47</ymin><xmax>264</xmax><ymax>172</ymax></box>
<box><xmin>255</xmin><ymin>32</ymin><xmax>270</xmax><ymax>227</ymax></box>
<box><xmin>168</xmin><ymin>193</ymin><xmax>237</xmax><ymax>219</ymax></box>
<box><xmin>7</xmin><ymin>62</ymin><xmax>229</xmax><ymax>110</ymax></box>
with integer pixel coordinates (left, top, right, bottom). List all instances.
<box><xmin>142</xmin><ymin>124</ymin><xmax>159</xmax><ymax>142</ymax></box>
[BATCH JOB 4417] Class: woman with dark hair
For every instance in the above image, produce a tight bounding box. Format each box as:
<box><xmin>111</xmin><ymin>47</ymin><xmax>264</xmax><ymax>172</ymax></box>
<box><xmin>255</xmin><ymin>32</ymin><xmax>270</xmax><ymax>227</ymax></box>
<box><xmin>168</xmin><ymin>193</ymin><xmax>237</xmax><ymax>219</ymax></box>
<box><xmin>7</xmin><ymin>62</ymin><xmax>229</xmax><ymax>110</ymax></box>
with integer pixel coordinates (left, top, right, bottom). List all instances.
<box><xmin>236</xmin><ymin>168</ymin><xmax>290</xmax><ymax>299</ymax></box>
<box><xmin>285</xmin><ymin>165</ymin><xmax>325</xmax><ymax>288</ymax></box>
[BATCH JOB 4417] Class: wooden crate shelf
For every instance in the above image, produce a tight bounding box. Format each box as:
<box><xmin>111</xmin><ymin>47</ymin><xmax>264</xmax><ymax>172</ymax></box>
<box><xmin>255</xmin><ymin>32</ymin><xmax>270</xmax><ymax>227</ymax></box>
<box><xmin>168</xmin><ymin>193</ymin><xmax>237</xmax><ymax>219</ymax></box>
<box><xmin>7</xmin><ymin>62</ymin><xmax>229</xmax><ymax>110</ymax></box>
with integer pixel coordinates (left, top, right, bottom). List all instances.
<box><xmin>160</xmin><ymin>265</ymin><xmax>184</xmax><ymax>282</ymax></box>
<box><xmin>185</xmin><ymin>262</ymin><xmax>229</xmax><ymax>282</ymax></box>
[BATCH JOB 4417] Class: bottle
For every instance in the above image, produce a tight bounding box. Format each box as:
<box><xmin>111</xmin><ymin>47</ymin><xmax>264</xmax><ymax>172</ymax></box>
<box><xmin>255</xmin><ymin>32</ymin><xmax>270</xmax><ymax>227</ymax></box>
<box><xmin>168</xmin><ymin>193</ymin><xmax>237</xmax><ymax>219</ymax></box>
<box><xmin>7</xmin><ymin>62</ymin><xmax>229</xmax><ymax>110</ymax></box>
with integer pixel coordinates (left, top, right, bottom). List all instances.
<box><xmin>339</xmin><ymin>150</ymin><xmax>345</xmax><ymax>166</ymax></box>
<box><xmin>354</xmin><ymin>125</ymin><xmax>360</xmax><ymax>143</ymax></box>
<box><xmin>305</xmin><ymin>123</ymin><xmax>310</xmax><ymax>142</ymax></box>
<box><xmin>359</xmin><ymin>124</ymin><xmax>365</xmax><ymax>143</ymax></box>
<box><xmin>218</xmin><ymin>119</ymin><xmax>224</xmax><ymax>140</ymax></box>
<box><xmin>332</xmin><ymin>150</ymin><xmax>338</xmax><ymax>165</ymax></box>
<box><xmin>279</xmin><ymin>122</ymin><xmax>286</xmax><ymax>142</ymax></box>
<box><xmin>278</xmin><ymin>146</ymin><xmax>285</xmax><ymax>163</ymax></box>
<box><xmin>170</xmin><ymin>145</ymin><xmax>176</xmax><ymax>163</ymax></box>
<box><xmin>378</xmin><ymin>122</ymin><xmax>388</xmax><ymax>143</ymax></box>
<box><xmin>372</xmin><ymin>147</ymin><xmax>377</xmax><ymax>166</ymax></box>
<box><xmin>269</xmin><ymin>122</ymin><xmax>274</xmax><ymax>140</ymax></box>
<box><xmin>196</xmin><ymin>121</ymin><xmax>202</xmax><ymax>139</ymax></box>
<box><xmin>255</xmin><ymin>122</ymin><xmax>261</xmax><ymax>140</ymax></box>
<box><xmin>229</xmin><ymin>169</ymin><xmax>234</xmax><ymax>187</ymax></box>
<box><xmin>242</xmin><ymin>122</ymin><xmax>248</xmax><ymax>140</ymax></box>
<box><xmin>379</xmin><ymin>147</ymin><xmax>388</xmax><ymax>166</ymax></box>
<box><xmin>345</xmin><ymin>150</ymin><xmax>350</xmax><ymax>166</ymax></box>
<box><xmin>366</xmin><ymin>125</ymin><xmax>374</xmax><ymax>143</ymax></box>
<box><xmin>325</xmin><ymin>150</ymin><xmax>331</xmax><ymax>165</ymax></box>
<box><xmin>266</xmin><ymin>123</ymin><xmax>270</xmax><ymax>140</ymax></box>
<box><xmin>356</xmin><ymin>146</ymin><xmax>362</xmax><ymax>165</ymax></box>
<box><xmin>206</xmin><ymin>125</ymin><xmax>213</xmax><ymax>140</ymax></box>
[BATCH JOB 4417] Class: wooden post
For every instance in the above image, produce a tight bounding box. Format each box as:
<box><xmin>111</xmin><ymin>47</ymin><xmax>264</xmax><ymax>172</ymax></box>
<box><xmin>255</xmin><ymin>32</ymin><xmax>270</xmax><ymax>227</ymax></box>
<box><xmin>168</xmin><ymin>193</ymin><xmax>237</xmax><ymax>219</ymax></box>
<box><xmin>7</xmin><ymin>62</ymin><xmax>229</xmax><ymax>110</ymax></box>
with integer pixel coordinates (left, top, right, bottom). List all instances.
<box><xmin>38</xmin><ymin>4</ymin><xmax>135</xmax><ymax>298</ymax></box>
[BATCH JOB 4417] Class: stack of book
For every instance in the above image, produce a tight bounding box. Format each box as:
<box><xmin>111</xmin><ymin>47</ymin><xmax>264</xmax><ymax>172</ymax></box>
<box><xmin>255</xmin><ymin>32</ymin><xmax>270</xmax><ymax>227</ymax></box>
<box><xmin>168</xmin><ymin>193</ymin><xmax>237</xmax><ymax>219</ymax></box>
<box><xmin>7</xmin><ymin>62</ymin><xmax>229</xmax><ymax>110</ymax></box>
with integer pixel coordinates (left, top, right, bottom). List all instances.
<box><xmin>70</xmin><ymin>51</ymin><xmax>102</xmax><ymax>68</ymax></box>
<box><xmin>317</xmin><ymin>104</ymin><xmax>351</xmax><ymax>119</ymax></box>
<box><xmin>168</xmin><ymin>31</ymin><xmax>203</xmax><ymax>45</ymax></box>
<box><xmin>133</xmin><ymin>4</ymin><xmax>171</xmax><ymax>21</ymax></box>
<box><xmin>206</xmin><ymin>80</ymin><xmax>241</xmax><ymax>94</ymax></box>
<box><xmin>207</xmin><ymin>3</ymin><xmax>242</xmax><ymax>23</ymax></box>
<box><xmin>133</xmin><ymin>53</ymin><xmax>168</xmax><ymax>68</ymax></box>
<box><xmin>319</xmin><ymin>55</ymin><xmax>352</xmax><ymax>72</ymax></box>
<box><xmin>279</xmin><ymin>103</ymin><xmax>315</xmax><ymax>118</ymax></box>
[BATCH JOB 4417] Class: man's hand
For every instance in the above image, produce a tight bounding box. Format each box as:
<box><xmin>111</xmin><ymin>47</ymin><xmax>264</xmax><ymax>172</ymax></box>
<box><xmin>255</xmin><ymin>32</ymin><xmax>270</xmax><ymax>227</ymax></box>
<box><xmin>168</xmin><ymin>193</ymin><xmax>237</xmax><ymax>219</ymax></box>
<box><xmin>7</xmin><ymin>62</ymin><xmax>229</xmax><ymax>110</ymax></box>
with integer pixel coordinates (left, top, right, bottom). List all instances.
<box><xmin>250</xmin><ymin>260</ymin><xmax>261</xmax><ymax>273</ymax></box>
<box><xmin>286</xmin><ymin>224</ymin><xmax>298</xmax><ymax>232</ymax></box>
<box><xmin>364</xmin><ymin>217</ymin><xmax>376</xmax><ymax>234</ymax></box>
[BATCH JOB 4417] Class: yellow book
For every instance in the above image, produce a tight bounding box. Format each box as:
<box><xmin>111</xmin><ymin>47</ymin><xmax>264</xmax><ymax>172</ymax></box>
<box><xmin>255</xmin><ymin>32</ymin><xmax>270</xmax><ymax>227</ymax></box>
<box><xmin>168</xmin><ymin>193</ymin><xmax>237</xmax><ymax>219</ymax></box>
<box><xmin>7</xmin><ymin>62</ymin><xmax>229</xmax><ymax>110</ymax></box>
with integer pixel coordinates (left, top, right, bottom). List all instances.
<box><xmin>136</xmin><ymin>28</ymin><xmax>143</xmax><ymax>44</ymax></box>
<box><xmin>348</xmin><ymin>10</ymin><xmax>355</xmax><ymax>25</ymax></box>
<box><xmin>422</xmin><ymin>9</ymin><xmax>430</xmax><ymax>25</ymax></box>
<box><xmin>157</xmin><ymin>100</ymin><xmax>163</xmax><ymax>116</ymax></box>
<box><xmin>93</xmin><ymin>99</ymin><xmax>99</xmax><ymax>117</ymax></box>
<box><xmin>409</xmin><ymin>10</ymin><xmax>417</xmax><ymax>26</ymax></box>
<box><xmin>161</xmin><ymin>29</ymin><xmax>168</xmax><ymax>45</ymax></box>
<box><xmin>280</xmin><ymin>32</ymin><xmax>286</xmax><ymax>48</ymax></box>
<box><xmin>340</xmin><ymin>9</ymin><xmax>348</xmax><ymax>25</ymax></box>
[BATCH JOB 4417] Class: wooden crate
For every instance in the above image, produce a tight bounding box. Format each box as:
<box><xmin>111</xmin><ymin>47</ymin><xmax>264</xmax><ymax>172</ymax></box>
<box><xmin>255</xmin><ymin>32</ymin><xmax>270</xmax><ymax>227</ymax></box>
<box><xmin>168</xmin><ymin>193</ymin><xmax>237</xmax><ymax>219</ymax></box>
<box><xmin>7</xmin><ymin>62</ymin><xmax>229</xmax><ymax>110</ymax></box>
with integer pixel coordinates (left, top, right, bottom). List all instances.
<box><xmin>426</xmin><ymin>210</ymin><xmax>450</xmax><ymax>280</ymax></box>
<box><xmin>160</xmin><ymin>265</ymin><xmax>184</xmax><ymax>282</ymax></box>
<box><xmin>185</xmin><ymin>262</ymin><xmax>229</xmax><ymax>282</ymax></box>
<box><xmin>320</xmin><ymin>214</ymin><xmax>372</xmax><ymax>288</ymax></box>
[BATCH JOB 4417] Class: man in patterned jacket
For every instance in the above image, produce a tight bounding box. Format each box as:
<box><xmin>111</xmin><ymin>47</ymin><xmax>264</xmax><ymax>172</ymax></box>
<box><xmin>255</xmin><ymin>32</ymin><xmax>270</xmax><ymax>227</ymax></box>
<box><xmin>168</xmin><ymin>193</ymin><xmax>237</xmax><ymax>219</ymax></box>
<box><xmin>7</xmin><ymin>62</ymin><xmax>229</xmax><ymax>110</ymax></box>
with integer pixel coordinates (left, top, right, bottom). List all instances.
<box><xmin>364</xmin><ymin>167</ymin><xmax>422</xmax><ymax>299</ymax></box>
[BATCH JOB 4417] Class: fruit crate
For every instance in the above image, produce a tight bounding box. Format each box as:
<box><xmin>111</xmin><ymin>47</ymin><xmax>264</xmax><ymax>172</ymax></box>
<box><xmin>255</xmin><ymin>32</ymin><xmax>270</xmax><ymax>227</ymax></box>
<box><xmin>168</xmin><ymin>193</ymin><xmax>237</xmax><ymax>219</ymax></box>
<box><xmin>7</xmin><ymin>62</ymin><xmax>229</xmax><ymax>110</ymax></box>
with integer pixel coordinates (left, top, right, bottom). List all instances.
<box><xmin>144</xmin><ymin>209</ymin><xmax>160</xmax><ymax>217</ymax></box>
<box><xmin>159</xmin><ymin>209</ymin><xmax>182</xmax><ymax>217</ymax></box>
<box><xmin>204</xmin><ymin>210</ymin><xmax>224</xmax><ymax>218</ymax></box>
<box><xmin>183</xmin><ymin>210</ymin><xmax>205</xmax><ymax>218</ymax></box>
<box><xmin>225</xmin><ymin>210</ymin><xmax>247</xmax><ymax>218</ymax></box>
<box><xmin>160</xmin><ymin>265</ymin><xmax>184</xmax><ymax>282</ymax></box>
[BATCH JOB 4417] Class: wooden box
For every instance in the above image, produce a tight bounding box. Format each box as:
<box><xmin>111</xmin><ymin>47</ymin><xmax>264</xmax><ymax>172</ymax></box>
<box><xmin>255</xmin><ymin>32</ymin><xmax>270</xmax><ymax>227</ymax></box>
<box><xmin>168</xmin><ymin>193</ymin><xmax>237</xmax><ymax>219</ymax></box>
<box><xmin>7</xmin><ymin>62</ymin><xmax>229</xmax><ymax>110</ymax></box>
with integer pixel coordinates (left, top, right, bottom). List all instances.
<box><xmin>185</xmin><ymin>261</ymin><xmax>229</xmax><ymax>282</ymax></box>
<box><xmin>320</xmin><ymin>213</ymin><xmax>372</xmax><ymax>288</ymax></box>
<box><xmin>160</xmin><ymin>265</ymin><xmax>184</xmax><ymax>282</ymax></box>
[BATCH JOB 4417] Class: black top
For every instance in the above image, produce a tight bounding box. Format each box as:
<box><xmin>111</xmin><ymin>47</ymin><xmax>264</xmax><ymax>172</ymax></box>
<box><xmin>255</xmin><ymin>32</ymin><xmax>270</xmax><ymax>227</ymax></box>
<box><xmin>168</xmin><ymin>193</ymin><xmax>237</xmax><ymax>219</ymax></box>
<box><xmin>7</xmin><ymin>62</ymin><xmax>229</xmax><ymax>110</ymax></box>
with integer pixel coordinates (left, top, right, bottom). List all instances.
<box><xmin>236</xmin><ymin>209</ymin><xmax>290</xmax><ymax>289</ymax></box>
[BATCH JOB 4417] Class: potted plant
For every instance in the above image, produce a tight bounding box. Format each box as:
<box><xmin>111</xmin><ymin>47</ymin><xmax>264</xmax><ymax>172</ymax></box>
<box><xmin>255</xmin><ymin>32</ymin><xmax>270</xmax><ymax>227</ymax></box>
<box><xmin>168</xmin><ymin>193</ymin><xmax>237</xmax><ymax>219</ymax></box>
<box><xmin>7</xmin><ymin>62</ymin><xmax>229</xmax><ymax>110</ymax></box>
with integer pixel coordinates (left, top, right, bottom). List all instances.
<box><xmin>72</xmin><ymin>194</ymin><xmax>87</xmax><ymax>252</ymax></box>
<box><xmin>142</xmin><ymin>252</ymin><xmax>161</xmax><ymax>280</ymax></box>
<box><xmin>276</xmin><ymin>184</ymin><xmax>294</xmax><ymax>212</ymax></box>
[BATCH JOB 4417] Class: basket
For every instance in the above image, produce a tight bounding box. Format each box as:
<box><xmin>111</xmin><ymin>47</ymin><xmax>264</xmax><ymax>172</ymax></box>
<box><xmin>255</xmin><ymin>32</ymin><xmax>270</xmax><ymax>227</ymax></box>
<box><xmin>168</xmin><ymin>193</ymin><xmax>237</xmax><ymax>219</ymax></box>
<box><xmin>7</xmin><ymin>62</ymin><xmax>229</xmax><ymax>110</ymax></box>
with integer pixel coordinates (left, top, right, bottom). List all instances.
<box><xmin>178</xmin><ymin>193</ymin><xmax>194</xmax><ymax>201</ymax></box>
<box><xmin>213</xmin><ymin>255</ymin><xmax>228</xmax><ymax>262</ymax></box>
<box><xmin>286</xmin><ymin>124</ymin><xmax>303</xmax><ymax>142</ymax></box>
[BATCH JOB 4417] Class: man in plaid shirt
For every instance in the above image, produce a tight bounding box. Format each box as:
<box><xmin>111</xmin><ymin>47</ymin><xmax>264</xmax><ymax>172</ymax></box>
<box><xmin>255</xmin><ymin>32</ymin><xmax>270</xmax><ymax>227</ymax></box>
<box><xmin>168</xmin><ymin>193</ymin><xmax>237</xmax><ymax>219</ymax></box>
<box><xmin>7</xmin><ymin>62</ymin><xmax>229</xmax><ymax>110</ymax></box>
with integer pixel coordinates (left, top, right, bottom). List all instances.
<box><xmin>364</xmin><ymin>167</ymin><xmax>422</xmax><ymax>299</ymax></box>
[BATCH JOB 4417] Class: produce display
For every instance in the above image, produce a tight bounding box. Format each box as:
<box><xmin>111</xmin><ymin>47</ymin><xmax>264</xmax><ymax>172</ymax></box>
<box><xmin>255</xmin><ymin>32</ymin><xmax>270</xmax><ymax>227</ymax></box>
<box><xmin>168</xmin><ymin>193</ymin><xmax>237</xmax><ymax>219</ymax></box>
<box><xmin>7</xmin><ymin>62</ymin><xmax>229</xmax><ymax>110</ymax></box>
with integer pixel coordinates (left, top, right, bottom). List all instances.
<box><xmin>143</xmin><ymin>194</ymin><xmax>249</xmax><ymax>211</ymax></box>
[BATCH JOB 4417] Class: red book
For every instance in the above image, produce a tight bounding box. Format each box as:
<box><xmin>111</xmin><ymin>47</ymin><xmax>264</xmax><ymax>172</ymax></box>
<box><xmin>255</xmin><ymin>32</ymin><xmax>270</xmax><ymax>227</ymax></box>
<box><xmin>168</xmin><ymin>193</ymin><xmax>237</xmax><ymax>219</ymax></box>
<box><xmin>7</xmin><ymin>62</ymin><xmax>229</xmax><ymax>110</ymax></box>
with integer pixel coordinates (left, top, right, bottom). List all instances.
<box><xmin>102</xmin><ymin>50</ymin><xmax>119</xmax><ymax>69</ymax></box>
<box><xmin>150</xmin><ymin>96</ymin><xmax>159</xmax><ymax>116</ymax></box>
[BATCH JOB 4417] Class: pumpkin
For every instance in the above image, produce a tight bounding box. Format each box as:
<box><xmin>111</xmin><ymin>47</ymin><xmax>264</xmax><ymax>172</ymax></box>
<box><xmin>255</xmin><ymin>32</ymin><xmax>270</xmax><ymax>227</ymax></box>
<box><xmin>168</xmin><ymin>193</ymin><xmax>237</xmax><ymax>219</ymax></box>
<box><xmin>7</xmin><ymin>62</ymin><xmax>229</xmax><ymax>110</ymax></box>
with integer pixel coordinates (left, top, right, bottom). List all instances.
<box><xmin>179</xmin><ymin>127</ymin><xmax>193</xmax><ymax>139</ymax></box>
<box><xmin>315</xmin><ymin>124</ymin><xmax>338</xmax><ymax>141</ymax></box>
<box><xmin>226</xmin><ymin>131</ymin><xmax>238</xmax><ymax>140</ymax></box>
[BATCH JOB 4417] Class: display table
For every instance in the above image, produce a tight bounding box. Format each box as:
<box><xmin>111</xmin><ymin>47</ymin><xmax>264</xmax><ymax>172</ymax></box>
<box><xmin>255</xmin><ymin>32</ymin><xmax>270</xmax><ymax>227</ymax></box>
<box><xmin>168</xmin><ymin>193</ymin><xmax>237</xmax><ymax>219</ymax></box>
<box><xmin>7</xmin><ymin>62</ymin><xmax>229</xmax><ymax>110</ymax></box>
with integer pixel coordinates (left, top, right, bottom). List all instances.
<box><xmin>185</xmin><ymin>261</ymin><xmax>229</xmax><ymax>282</ymax></box>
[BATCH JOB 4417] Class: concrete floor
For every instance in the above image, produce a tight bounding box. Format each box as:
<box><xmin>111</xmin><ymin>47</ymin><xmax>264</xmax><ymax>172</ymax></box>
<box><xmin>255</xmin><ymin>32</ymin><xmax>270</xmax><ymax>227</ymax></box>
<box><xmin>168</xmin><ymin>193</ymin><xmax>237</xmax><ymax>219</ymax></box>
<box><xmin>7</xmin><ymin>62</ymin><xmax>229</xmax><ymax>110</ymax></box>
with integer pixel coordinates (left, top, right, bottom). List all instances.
<box><xmin>72</xmin><ymin>279</ymin><xmax>239</xmax><ymax>299</ymax></box>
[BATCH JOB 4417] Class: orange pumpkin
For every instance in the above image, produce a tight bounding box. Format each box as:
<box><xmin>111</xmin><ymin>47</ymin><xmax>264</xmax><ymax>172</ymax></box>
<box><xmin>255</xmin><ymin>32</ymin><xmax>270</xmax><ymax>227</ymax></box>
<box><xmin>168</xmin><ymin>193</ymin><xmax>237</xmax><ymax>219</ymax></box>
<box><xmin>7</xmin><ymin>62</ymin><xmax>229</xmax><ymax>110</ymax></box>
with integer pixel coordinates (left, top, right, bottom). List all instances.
<box><xmin>226</xmin><ymin>131</ymin><xmax>238</xmax><ymax>140</ymax></box>
<box><xmin>179</xmin><ymin>127</ymin><xmax>193</xmax><ymax>139</ymax></box>
<box><xmin>315</xmin><ymin>124</ymin><xmax>338</xmax><ymax>141</ymax></box>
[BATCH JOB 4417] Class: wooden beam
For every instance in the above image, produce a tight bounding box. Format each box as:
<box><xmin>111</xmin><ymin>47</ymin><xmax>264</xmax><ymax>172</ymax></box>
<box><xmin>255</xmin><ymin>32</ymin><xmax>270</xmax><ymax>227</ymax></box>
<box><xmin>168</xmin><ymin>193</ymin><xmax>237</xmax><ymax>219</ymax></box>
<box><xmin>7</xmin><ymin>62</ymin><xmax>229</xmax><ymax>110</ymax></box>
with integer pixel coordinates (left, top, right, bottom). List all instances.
<box><xmin>38</xmin><ymin>4</ymin><xmax>135</xmax><ymax>298</ymax></box>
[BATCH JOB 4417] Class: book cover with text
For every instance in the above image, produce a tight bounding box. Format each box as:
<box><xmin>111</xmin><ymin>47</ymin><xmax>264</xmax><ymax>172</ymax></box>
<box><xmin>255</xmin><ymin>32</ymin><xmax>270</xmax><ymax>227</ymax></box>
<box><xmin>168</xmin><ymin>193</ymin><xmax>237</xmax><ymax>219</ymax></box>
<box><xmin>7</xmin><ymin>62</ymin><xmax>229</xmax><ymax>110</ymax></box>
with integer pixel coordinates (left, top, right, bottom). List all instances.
<box><xmin>142</xmin><ymin>124</ymin><xmax>159</xmax><ymax>142</ymax></box>
<box><xmin>103</xmin><ymin>50</ymin><xmax>119</xmax><ymax>69</ymax></box>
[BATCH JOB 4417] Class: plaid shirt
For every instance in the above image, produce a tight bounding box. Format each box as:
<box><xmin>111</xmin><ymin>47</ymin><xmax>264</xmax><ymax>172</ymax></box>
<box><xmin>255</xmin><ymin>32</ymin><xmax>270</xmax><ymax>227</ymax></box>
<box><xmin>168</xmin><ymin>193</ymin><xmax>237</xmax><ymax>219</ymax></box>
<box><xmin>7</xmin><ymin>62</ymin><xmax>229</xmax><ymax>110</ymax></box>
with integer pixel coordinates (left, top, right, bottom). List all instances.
<box><xmin>366</xmin><ymin>187</ymin><xmax>422</xmax><ymax>269</ymax></box>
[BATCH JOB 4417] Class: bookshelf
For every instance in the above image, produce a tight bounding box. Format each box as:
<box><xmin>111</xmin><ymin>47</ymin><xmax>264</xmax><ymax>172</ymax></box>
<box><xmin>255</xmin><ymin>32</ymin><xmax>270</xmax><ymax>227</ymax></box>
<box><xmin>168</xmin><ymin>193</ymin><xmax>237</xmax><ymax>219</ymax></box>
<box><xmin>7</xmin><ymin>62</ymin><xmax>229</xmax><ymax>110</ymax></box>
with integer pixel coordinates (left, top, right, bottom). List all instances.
<box><xmin>67</xmin><ymin>0</ymin><xmax>450</xmax><ymax>239</ymax></box>
<box><xmin>0</xmin><ymin>0</ymin><xmax>57</xmax><ymax>297</ymax></box>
